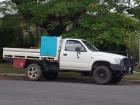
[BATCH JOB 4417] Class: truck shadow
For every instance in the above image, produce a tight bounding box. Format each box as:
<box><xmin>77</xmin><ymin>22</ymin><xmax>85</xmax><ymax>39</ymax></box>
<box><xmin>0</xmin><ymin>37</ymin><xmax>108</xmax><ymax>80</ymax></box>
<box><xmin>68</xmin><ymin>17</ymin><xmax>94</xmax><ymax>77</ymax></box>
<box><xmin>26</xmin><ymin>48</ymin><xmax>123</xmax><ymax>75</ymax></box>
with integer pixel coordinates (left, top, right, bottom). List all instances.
<box><xmin>1</xmin><ymin>75</ymin><xmax>140</xmax><ymax>86</ymax></box>
<box><xmin>44</xmin><ymin>77</ymin><xmax>140</xmax><ymax>86</ymax></box>
<box><xmin>54</xmin><ymin>77</ymin><xmax>94</xmax><ymax>84</ymax></box>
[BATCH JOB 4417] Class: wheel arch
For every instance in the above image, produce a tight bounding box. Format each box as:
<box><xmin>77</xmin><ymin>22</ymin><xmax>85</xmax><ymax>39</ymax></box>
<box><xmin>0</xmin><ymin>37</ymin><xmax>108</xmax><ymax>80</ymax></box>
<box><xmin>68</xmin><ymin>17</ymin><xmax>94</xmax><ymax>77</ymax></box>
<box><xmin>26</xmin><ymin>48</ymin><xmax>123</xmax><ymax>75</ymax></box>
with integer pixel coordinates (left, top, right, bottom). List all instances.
<box><xmin>24</xmin><ymin>60</ymin><xmax>44</xmax><ymax>69</ymax></box>
<box><xmin>92</xmin><ymin>61</ymin><xmax>111</xmax><ymax>71</ymax></box>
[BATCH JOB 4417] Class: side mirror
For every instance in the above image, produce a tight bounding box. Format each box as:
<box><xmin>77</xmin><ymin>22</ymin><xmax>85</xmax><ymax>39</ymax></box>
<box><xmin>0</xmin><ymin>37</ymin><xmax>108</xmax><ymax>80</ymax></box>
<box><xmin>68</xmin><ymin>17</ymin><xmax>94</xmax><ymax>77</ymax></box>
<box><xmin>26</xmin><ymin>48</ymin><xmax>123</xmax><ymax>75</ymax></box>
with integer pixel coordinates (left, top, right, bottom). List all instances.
<box><xmin>75</xmin><ymin>47</ymin><xmax>81</xmax><ymax>53</ymax></box>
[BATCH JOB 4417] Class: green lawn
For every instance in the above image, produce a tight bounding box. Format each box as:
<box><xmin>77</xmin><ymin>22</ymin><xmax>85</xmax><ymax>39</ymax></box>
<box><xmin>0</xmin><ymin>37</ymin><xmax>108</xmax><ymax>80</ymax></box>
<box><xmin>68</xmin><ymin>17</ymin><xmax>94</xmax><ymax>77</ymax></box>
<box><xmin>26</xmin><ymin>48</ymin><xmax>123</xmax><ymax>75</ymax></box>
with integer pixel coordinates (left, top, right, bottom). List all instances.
<box><xmin>124</xmin><ymin>72</ymin><xmax>140</xmax><ymax>80</ymax></box>
<box><xmin>0</xmin><ymin>64</ymin><xmax>25</xmax><ymax>74</ymax></box>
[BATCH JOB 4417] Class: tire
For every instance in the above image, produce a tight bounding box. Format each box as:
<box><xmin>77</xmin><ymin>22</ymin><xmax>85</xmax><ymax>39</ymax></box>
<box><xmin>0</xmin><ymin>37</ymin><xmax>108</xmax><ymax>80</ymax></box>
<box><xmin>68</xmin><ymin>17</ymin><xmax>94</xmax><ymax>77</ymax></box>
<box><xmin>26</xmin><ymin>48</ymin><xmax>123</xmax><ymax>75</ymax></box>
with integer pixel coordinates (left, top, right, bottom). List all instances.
<box><xmin>93</xmin><ymin>66</ymin><xmax>112</xmax><ymax>85</ymax></box>
<box><xmin>43</xmin><ymin>71</ymin><xmax>58</xmax><ymax>80</ymax></box>
<box><xmin>26</xmin><ymin>64</ymin><xmax>43</xmax><ymax>81</ymax></box>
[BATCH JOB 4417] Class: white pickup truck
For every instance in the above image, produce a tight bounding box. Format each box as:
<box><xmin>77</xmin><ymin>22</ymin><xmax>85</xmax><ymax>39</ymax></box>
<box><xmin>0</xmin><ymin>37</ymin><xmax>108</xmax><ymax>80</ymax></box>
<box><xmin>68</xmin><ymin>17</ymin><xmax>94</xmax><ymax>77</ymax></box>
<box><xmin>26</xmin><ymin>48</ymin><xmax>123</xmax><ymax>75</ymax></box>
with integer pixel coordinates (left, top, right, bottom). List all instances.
<box><xmin>3</xmin><ymin>36</ymin><xmax>133</xmax><ymax>85</ymax></box>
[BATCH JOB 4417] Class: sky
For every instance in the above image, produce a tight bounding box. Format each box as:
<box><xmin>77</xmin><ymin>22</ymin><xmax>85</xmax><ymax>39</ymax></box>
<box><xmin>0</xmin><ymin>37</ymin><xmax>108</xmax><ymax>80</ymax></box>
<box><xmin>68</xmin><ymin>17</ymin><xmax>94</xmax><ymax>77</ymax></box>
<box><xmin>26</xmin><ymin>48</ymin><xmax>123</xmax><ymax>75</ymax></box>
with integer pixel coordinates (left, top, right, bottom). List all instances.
<box><xmin>0</xmin><ymin>0</ymin><xmax>6</xmax><ymax>1</ymax></box>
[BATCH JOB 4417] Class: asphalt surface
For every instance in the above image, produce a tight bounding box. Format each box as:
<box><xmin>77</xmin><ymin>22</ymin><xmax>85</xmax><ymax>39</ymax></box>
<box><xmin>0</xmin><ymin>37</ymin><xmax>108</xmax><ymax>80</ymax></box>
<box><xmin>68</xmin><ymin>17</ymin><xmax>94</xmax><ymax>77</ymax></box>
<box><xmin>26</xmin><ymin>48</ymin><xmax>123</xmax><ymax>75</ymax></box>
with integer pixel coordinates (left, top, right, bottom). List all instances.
<box><xmin>0</xmin><ymin>79</ymin><xmax>140</xmax><ymax>105</ymax></box>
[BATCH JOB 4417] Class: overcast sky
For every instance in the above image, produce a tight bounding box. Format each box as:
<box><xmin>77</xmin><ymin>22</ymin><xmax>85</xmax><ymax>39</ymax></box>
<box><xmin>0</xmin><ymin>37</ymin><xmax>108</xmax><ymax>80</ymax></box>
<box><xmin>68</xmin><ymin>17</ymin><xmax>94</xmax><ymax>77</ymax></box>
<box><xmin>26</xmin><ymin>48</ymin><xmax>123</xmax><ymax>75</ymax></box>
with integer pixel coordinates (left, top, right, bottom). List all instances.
<box><xmin>0</xmin><ymin>0</ymin><xmax>10</xmax><ymax>2</ymax></box>
<box><xmin>0</xmin><ymin>0</ymin><xmax>5</xmax><ymax>1</ymax></box>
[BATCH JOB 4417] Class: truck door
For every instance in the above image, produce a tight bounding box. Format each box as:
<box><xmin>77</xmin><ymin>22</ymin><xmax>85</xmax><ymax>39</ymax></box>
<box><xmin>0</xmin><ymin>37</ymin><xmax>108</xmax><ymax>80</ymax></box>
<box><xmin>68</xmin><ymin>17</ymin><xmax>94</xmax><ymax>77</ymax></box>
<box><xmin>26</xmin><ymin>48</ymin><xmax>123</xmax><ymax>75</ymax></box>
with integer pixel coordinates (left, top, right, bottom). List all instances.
<box><xmin>60</xmin><ymin>40</ymin><xmax>90</xmax><ymax>71</ymax></box>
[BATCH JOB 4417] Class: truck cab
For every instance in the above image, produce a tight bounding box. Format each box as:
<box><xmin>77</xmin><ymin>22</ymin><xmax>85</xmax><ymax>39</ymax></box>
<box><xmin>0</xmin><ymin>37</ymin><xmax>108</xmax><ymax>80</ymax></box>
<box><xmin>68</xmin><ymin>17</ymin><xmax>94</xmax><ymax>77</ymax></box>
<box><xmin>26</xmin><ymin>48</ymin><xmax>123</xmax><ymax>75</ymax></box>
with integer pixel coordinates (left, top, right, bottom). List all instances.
<box><xmin>60</xmin><ymin>38</ymin><xmax>131</xmax><ymax>72</ymax></box>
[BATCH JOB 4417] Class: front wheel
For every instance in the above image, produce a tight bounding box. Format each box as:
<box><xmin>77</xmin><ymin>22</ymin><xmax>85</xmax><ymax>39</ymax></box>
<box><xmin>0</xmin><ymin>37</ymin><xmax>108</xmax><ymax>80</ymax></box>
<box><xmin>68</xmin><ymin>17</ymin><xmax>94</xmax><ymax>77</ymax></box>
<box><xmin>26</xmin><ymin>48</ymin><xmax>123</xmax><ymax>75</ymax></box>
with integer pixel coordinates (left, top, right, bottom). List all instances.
<box><xmin>93</xmin><ymin>66</ymin><xmax>112</xmax><ymax>85</ymax></box>
<box><xmin>26</xmin><ymin>64</ymin><xmax>43</xmax><ymax>81</ymax></box>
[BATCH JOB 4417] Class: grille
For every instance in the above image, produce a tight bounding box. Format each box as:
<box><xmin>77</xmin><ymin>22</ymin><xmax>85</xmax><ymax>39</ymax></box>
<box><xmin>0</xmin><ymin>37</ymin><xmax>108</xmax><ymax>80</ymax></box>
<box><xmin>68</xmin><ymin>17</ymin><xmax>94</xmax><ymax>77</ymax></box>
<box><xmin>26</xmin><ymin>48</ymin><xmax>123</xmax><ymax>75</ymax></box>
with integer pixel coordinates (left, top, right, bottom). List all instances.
<box><xmin>123</xmin><ymin>58</ymin><xmax>130</xmax><ymax>65</ymax></box>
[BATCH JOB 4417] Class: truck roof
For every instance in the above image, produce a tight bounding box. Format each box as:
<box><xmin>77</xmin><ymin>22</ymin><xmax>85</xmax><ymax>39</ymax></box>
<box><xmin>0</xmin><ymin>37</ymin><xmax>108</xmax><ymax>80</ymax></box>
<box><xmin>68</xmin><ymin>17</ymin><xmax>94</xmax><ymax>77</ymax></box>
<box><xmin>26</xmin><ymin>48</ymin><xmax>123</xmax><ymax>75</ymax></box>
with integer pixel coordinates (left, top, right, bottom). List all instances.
<box><xmin>64</xmin><ymin>38</ymin><xmax>83</xmax><ymax>41</ymax></box>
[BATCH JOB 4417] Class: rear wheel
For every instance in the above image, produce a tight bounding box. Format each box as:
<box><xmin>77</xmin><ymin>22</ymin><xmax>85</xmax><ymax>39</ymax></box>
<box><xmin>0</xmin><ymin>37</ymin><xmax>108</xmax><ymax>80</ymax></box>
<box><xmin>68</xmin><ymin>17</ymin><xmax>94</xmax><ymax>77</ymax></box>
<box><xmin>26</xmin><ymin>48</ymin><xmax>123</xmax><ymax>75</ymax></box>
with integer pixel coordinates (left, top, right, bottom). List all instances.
<box><xmin>26</xmin><ymin>64</ymin><xmax>43</xmax><ymax>81</ymax></box>
<box><xmin>93</xmin><ymin>66</ymin><xmax>112</xmax><ymax>85</ymax></box>
<box><xmin>43</xmin><ymin>71</ymin><xmax>58</xmax><ymax>80</ymax></box>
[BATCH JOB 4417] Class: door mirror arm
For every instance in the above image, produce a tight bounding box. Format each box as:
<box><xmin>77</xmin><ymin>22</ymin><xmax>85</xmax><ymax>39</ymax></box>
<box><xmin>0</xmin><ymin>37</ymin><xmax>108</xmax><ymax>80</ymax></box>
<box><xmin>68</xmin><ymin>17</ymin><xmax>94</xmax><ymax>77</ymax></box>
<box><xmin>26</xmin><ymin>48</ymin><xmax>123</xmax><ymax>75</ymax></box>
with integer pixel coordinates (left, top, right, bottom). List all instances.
<box><xmin>75</xmin><ymin>47</ymin><xmax>81</xmax><ymax>58</ymax></box>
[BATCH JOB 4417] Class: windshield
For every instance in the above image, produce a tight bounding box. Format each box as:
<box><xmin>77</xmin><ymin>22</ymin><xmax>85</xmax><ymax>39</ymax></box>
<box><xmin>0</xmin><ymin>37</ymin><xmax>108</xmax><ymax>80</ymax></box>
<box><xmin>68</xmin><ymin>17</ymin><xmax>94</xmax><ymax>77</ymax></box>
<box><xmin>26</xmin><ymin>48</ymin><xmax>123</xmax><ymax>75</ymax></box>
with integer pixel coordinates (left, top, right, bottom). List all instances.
<box><xmin>82</xmin><ymin>40</ymin><xmax>99</xmax><ymax>51</ymax></box>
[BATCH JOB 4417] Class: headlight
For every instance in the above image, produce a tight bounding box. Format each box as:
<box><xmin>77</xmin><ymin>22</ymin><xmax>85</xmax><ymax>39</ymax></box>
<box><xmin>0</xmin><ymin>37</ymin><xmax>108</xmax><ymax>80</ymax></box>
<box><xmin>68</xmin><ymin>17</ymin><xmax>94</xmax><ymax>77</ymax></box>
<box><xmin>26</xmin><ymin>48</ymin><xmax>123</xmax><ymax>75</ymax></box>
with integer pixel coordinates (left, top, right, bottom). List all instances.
<box><xmin>115</xmin><ymin>58</ymin><xmax>122</xmax><ymax>64</ymax></box>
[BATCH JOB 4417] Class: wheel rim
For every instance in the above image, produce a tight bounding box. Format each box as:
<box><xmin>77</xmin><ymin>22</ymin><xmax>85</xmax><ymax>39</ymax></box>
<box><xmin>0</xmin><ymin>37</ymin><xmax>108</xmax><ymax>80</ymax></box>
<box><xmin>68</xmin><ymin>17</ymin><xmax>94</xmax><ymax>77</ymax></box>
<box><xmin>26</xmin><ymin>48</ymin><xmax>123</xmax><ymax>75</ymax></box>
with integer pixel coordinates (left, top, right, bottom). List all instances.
<box><xmin>96</xmin><ymin>69</ymin><xmax>108</xmax><ymax>81</ymax></box>
<box><xmin>28</xmin><ymin>67</ymin><xmax>39</xmax><ymax>79</ymax></box>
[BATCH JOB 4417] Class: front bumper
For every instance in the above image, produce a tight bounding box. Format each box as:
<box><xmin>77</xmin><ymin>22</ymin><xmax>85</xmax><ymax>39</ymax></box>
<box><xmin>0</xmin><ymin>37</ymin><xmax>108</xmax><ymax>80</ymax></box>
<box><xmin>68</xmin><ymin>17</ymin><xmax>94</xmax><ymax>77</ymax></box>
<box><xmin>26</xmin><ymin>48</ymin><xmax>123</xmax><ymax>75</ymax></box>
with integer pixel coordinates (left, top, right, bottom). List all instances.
<box><xmin>111</xmin><ymin>64</ymin><xmax>133</xmax><ymax>75</ymax></box>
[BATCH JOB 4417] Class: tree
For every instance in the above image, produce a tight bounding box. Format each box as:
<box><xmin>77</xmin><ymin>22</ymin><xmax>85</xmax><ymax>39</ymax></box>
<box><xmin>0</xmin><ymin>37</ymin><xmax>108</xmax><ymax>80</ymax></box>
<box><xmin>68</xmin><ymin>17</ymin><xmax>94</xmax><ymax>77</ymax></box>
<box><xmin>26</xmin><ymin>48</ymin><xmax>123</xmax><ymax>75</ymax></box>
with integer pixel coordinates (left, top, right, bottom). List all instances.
<box><xmin>0</xmin><ymin>15</ymin><xmax>23</xmax><ymax>61</ymax></box>
<box><xmin>0</xmin><ymin>0</ymin><xmax>17</xmax><ymax>18</ymax></box>
<box><xmin>0</xmin><ymin>15</ymin><xmax>23</xmax><ymax>47</ymax></box>
<box><xmin>1</xmin><ymin>0</ymin><xmax>140</xmax><ymax>60</ymax></box>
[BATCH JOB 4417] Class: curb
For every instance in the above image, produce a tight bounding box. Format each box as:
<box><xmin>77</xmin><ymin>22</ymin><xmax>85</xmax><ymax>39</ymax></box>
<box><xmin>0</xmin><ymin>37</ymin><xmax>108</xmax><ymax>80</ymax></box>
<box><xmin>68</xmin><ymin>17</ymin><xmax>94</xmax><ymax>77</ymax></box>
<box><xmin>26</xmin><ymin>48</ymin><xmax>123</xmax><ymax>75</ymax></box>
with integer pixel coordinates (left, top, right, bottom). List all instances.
<box><xmin>0</xmin><ymin>73</ymin><xmax>26</xmax><ymax>80</ymax></box>
<box><xmin>0</xmin><ymin>73</ymin><xmax>140</xmax><ymax>84</ymax></box>
<box><xmin>122</xmin><ymin>80</ymin><xmax>140</xmax><ymax>84</ymax></box>
<box><xmin>0</xmin><ymin>73</ymin><xmax>25</xmax><ymax>76</ymax></box>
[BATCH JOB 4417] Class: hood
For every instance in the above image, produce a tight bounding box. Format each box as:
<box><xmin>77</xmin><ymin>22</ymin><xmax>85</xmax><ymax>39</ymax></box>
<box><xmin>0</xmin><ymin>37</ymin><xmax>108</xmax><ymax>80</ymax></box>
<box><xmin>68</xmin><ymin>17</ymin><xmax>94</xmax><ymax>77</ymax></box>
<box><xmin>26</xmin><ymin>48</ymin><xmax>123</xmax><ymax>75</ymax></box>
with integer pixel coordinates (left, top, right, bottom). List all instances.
<box><xmin>92</xmin><ymin>51</ymin><xmax>126</xmax><ymax>59</ymax></box>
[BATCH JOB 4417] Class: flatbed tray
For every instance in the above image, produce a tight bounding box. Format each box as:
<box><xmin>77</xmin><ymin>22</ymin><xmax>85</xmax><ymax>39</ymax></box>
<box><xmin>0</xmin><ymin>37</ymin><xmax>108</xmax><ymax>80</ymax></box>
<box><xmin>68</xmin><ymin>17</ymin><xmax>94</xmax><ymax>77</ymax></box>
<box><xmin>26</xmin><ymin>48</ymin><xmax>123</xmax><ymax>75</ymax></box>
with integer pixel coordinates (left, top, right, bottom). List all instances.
<box><xmin>3</xmin><ymin>48</ymin><xmax>57</xmax><ymax>60</ymax></box>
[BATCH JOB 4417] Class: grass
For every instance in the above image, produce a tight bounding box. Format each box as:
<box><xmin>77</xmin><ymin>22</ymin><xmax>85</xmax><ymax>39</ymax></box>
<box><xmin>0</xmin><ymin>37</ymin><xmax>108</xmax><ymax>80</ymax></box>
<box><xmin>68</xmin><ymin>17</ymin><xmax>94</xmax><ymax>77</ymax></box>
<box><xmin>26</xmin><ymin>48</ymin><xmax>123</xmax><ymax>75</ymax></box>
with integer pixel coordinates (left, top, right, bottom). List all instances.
<box><xmin>0</xmin><ymin>63</ymin><xmax>140</xmax><ymax>81</ymax></box>
<box><xmin>124</xmin><ymin>72</ymin><xmax>140</xmax><ymax>80</ymax></box>
<box><xmin>0</xmin><ymin>64</ymin><xmax>25</xmax><ymax>74</ymax></box>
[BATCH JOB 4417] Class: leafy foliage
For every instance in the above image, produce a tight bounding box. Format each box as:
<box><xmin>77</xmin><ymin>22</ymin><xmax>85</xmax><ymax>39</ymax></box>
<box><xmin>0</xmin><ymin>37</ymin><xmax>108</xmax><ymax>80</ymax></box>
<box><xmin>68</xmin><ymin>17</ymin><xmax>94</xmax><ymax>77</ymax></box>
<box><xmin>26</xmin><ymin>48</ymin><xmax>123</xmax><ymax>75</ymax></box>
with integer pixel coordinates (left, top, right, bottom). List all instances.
<box><xmin>0</xmin><ymin>0</ymin><xmax>17</xmax><ymax>17</ymax></box>
<box><xmin>0</xmin><ymin>15</ymin><xmax>23</xmax><ymax>48</ymax></box>
<box><xmin>0</xmin><ymin>0</ymin><xmax>140</xmax><ymax>61</ymax></box>
<box><xmin>0</xmin><ymin>15</ymin><xmax>24</xmax><ymax>61</ymax></box>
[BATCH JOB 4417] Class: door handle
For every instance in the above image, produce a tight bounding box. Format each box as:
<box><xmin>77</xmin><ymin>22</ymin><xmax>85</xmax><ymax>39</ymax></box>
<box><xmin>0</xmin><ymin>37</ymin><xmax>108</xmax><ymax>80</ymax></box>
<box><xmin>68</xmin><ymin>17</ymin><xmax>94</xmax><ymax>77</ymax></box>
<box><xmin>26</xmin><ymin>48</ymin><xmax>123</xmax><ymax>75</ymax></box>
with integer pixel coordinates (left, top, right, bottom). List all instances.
<box><xmin>63</xmin><ymin>53</ymin><xmax>67</xmax><ymax>56</ymax></box>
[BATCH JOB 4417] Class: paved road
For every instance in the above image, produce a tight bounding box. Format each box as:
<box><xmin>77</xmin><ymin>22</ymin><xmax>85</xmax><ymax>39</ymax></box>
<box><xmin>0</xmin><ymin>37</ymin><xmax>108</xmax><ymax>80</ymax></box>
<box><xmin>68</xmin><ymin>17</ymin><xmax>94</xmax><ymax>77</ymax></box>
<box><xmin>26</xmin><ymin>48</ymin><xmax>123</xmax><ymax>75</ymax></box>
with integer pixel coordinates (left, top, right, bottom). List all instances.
<box><xmin>0</xmin><ymin>79</ymin><xmax>140</xmax><ymax>105</ymax></box>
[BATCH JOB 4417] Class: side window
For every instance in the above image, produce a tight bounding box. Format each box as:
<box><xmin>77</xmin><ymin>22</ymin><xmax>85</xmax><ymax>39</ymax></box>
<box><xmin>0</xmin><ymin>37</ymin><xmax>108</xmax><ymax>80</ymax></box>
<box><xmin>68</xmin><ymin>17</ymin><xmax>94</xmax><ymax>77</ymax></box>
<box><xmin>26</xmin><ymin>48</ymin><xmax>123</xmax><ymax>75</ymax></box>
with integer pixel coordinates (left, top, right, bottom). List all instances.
<box><xmin>65</xmin><ymin>40</ymin><xmax>86</xmax><ymax>52</ymax></box>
